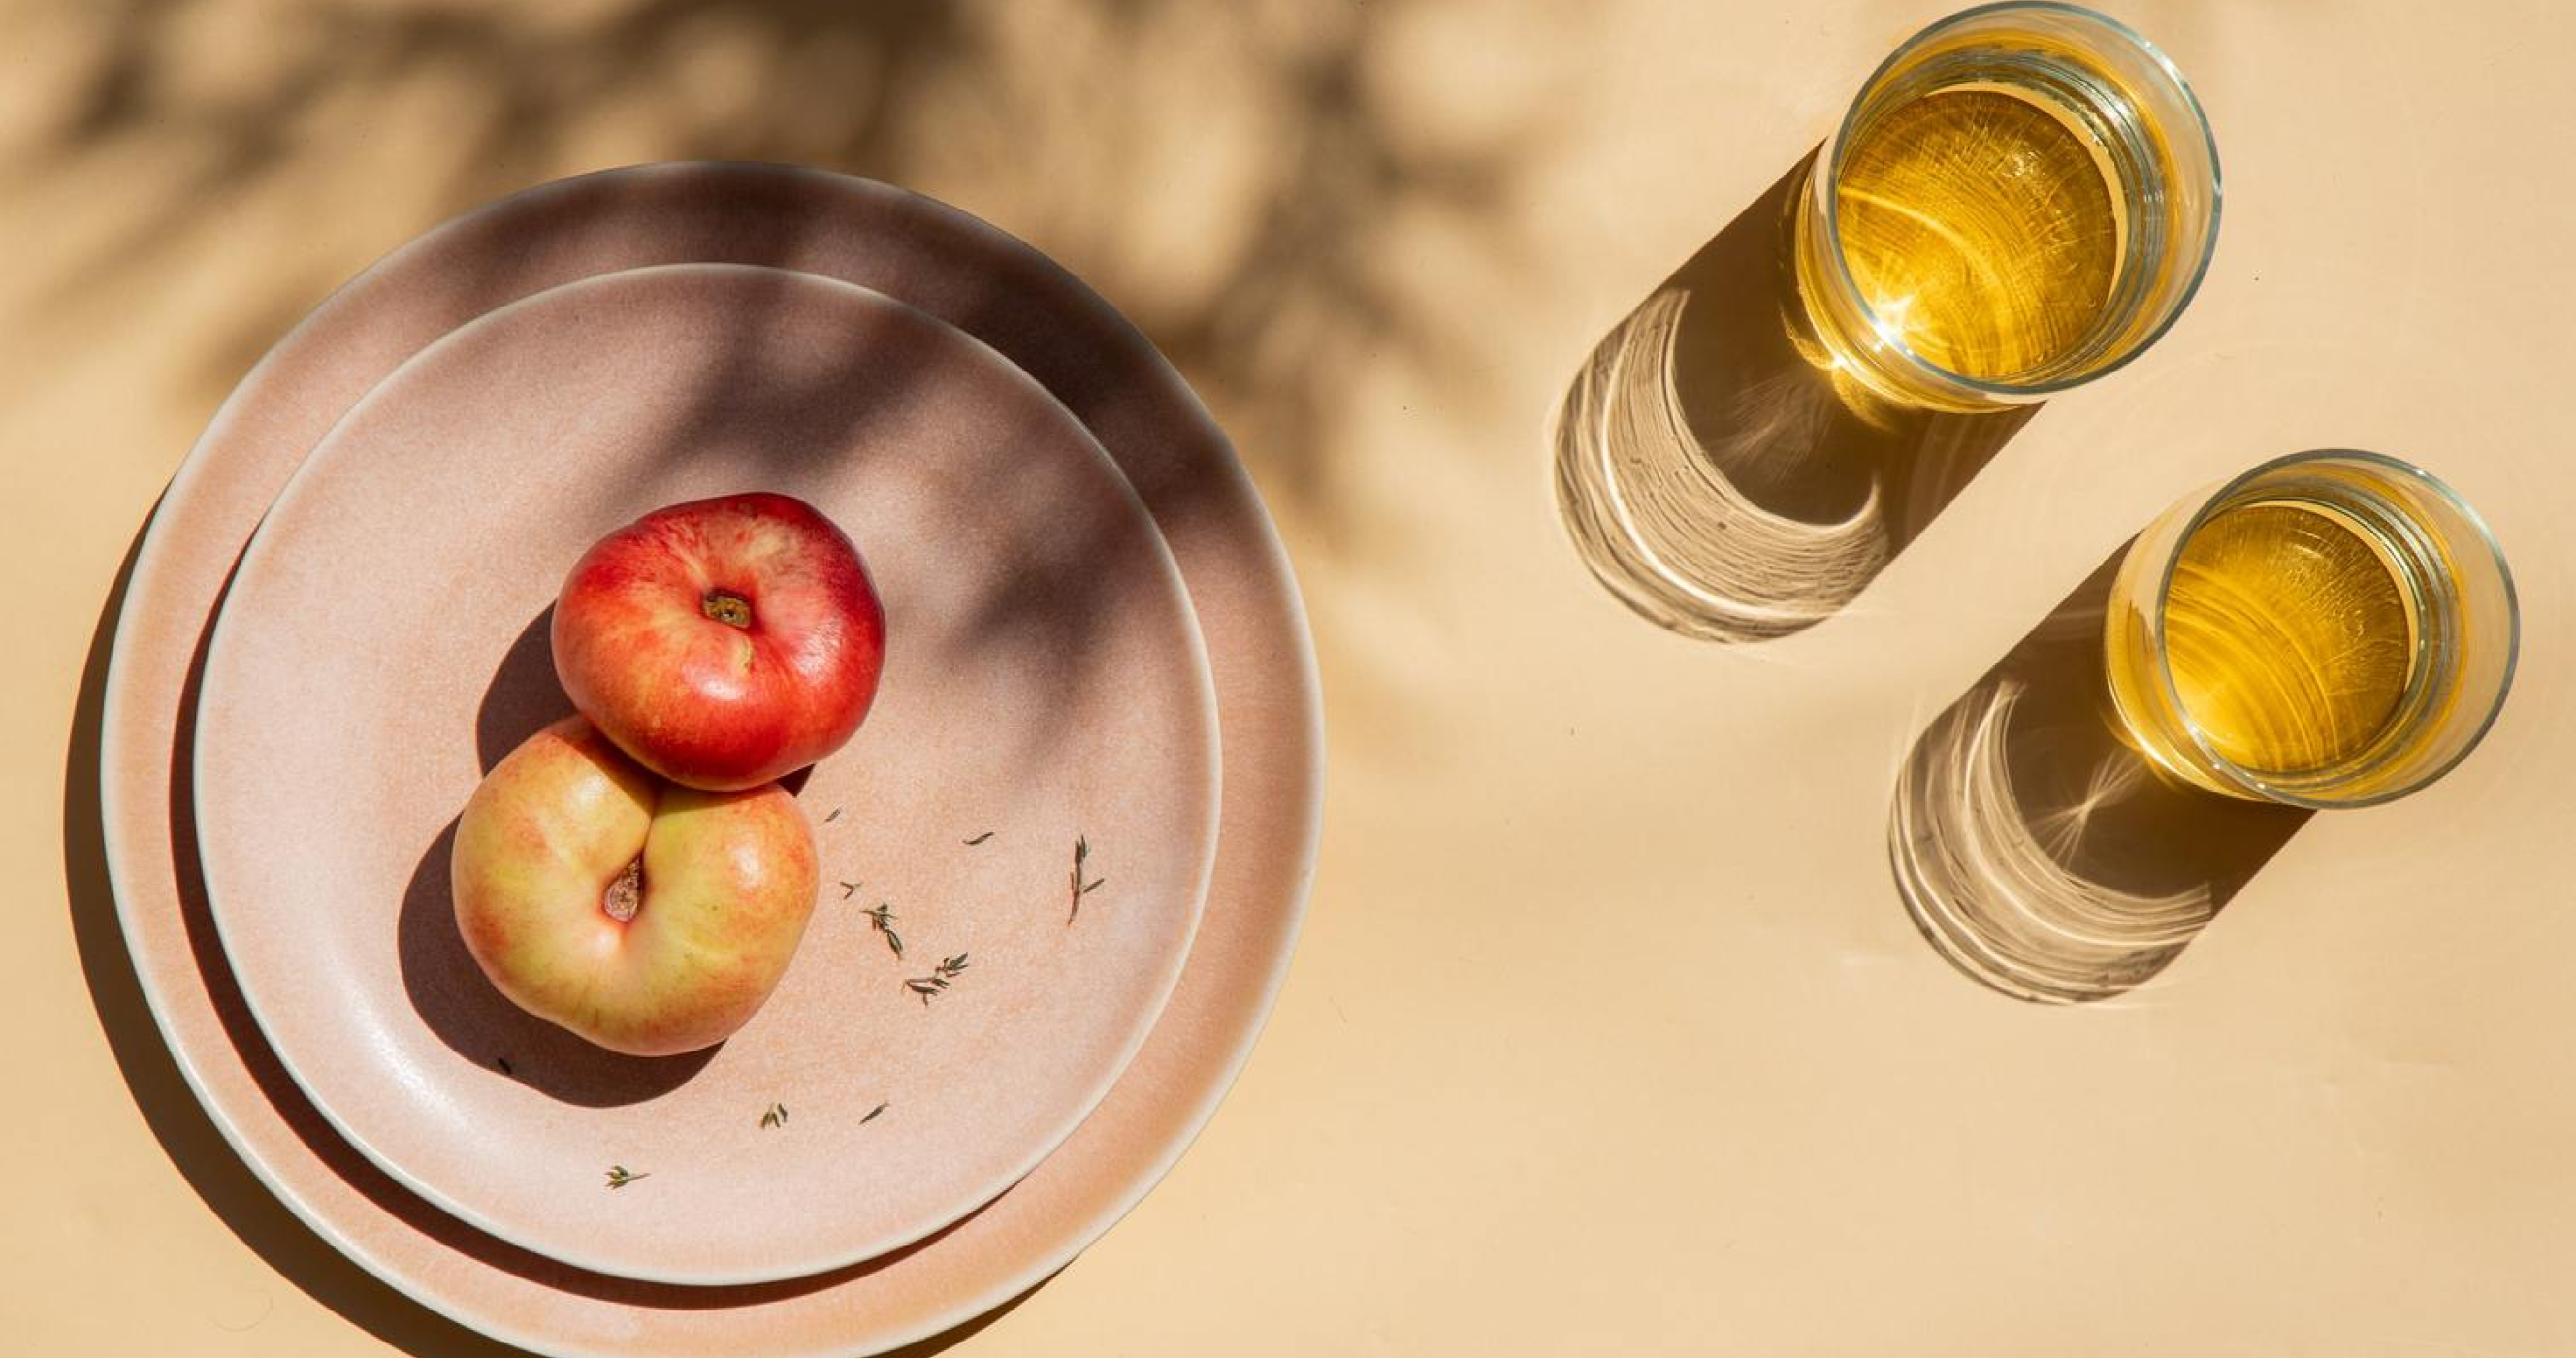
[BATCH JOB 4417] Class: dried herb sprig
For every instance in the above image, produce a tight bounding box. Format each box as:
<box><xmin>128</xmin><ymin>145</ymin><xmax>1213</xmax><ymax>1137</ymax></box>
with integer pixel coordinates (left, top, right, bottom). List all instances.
<box><xmin>823</xmin><ymin>807</ymin><xmax>843</xmax><ymax>823</ymax></box>
<box><xmin>905</xmin><ymin>954</ymin><xmax>970</xmax><ymax>1005</ymax></box>
<box><xmin>1068</xmin><ymin>836</ymin><xmax>1105</xmax><ymax>923</ymax></box>
<box><xmin>862</xmin><ymin>1101</ymin><xmax>889</xmax><ymax>1124</ymax></box>
<box><xmin>839</xmin><ymin>880</ymin><xmax>862</xmax><ymax>900</ymax></box>
<box><xmin>963</xmin><ymin>830</ymin><xmax>995</xmax><ymax>846</ymax></box>
<box><xmin>604</xmin><ymin>1165</ymin><xmax>649</xmax><ymax>1189</ymax></box>
<box><xmin>864</xmin><ymin>902</ymin><xmax>904</xmax><ymax>959</ymax></box>
<box><xmin>759</xmin><ymin>1103</ymin><xmax>789</xmax><ymax>1130</ymax></box>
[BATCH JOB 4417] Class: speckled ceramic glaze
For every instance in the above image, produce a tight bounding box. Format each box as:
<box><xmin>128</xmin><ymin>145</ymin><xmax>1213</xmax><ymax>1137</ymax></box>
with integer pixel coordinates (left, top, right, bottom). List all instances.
<box><xmin>100</xmin><ymin>166</ymin><xmax>1319</xmax><ymax>1353</ymax></box>
<box><xmin>190</xmin><ymin>264</ymin><xmax>1220</xmax><ymax>1286</ymax></box>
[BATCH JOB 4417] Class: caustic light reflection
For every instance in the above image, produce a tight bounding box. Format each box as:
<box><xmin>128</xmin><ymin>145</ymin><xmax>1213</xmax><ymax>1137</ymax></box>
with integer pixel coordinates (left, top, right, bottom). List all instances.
<box><xmin>1554</xmin><ymin>290</ymin><xmax>1893</xmax><ymax>643</ymax></box>
<box><xmin>1891</xmin><ymin>679</ymin><xmax>2214</xmax><ymax>1004</ymax></box>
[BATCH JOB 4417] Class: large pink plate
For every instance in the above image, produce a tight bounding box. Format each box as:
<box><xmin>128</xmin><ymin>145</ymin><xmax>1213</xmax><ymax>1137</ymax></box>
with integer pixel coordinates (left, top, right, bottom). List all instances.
<box><xmin>99</xmin><ymin>164</ymin><xmax>1319</xmax><ymax>1356</ymax></box>
<box><xmin>191</xmin><ymin>265</ymin><xmax>1220</xmax><ymax>1286</ymax></box>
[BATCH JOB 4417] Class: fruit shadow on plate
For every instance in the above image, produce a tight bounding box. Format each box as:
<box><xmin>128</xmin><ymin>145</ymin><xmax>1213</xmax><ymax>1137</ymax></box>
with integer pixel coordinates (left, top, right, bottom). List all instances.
<box><xmin>65</xmin><ymin>526</ymin><xmax>1046</xmax><ymax>1343</ymax></box>
<box><xmin>400</xmin><ymin>821</ymin><xmax>722</xmax><ymax>1104</ymax></box>
<box><xmin>401</xmin><ymin>603</ymin><xmax>719</xmax><ymax>1105</ymax></box>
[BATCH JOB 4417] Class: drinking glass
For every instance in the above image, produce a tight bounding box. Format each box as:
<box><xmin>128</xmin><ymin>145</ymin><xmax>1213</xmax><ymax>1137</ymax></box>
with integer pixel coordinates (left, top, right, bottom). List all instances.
<box><xmin>2103</xmin><ymin>451</ymin><xmax>2518</xmax><ymax>807</ymax></box>
<box><xmin>1789</xmin><ymin>2</ymin><xmax>2222</xmax><ymax>413</ymax></box>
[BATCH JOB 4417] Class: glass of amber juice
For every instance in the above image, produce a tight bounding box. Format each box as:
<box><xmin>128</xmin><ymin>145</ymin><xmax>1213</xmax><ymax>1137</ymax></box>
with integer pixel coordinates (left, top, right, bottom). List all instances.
<box><xmin>2104</xmin><ymin>451</ymin><xmax>2519</xmax><ymax>807</ymax></box>
<box><xmin>1791</xmin><ymin>3</ymin><xmax>2221</xmax><ymax>412</ymax></box>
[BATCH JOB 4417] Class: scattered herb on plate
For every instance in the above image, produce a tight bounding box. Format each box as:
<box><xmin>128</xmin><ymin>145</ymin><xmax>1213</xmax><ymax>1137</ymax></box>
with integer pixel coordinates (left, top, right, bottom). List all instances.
<box><xmin>759</xmin><ymin>1103</ymin><xmax>789</xmax><ymax>1130</ymax></box>
<box><xmin>1068</xmin><ymin>836</ymin><xmax>1105</xmax><ymax>923</ymax></box>
<box><xmin>905</xmin><ymin>954</ymin><xmax>969</xmax><ymax>1005</ymax></box>
<box><xmin>864</xmin><ymin>902</ymin><xmax>904</xmax><ymax>958</ymax></box>
<box><xmin>604</xmin><ymin>1165</ymin><xmax>649</xmax><ymax>1189</ymax></box>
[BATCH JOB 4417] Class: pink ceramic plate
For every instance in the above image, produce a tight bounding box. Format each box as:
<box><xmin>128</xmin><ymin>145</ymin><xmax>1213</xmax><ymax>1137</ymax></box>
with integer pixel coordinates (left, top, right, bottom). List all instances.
<box><xmin>101</xmin><ymin>165</ymin><xmax>1318</xmax><ymax>1355</ymax></box>
<box><xmin>190</xmin><ymin>264</ymin><xmax>1220</xmax><ymax>1286</ymax></box>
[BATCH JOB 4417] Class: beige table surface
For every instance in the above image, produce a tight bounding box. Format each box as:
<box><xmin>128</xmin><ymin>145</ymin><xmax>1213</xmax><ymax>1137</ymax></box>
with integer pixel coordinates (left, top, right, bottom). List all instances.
<box><xmin>9</xmin><ymin>1</ymin><xmax>2576</xmax><ymax>1353</ymax></box>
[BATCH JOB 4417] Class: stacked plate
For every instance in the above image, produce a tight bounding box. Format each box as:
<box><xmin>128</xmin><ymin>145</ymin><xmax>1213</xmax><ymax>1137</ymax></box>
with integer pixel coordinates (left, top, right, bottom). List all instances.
<box><xmin>99</xmin><ymin>163</ymin><xmax>1320</xmax><ymax>1357</ymax></box>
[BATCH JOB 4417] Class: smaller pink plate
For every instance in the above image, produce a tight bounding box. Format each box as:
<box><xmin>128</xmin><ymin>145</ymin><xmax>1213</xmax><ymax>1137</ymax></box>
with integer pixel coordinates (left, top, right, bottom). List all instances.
<box><xmin>188</xmin><ymin>264</ymin><xmax>1220</xmax><ymax>1286</ymax></box>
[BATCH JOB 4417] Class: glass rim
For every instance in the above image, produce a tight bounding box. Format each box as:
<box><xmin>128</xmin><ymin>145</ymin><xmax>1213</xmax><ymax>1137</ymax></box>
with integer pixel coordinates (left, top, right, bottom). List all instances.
<box><xmin>2141</xmin><ymin>448</ymin><xmax>2522</xmax><ymax>809</ymax></box>
<box><xmin>1814</xmin><ymin>0</ymin><xmax>2224</xmax><ymax>399</ymax></box>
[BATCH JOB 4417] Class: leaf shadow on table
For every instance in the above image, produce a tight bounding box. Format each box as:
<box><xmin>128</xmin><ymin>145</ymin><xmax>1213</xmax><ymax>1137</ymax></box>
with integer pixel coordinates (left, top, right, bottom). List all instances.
<box><xmin>1552</xmin><ymin>152</ymin><xmax>2035</xmax><ymax>643</ymax></box>
<box><xmin>64</xmin><ymin>530</ymin><xmax>1060</xmax><ymax>1353</ymax></box>
<box><xmin>36</xmin><ymin>0</ymin><xmax>1532</xmax><ymax>558</ymax></box>
<box><xmin>1886</xmin><ymin>547</ymin><xmax>2314</xmax><ymax>1003</ymax></box>
<box><xmin>28</xmin><ymin>0</ymin><xmax>1551</xmax><ymax>776</ymax></box>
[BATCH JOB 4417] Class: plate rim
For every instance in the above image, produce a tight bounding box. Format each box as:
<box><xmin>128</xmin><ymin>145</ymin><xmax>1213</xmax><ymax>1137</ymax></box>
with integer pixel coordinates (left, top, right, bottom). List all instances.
<box><xmin>97</xmin><ymin>160</ymin><xmax>1323</xmax><ymax>1358</ymax></box>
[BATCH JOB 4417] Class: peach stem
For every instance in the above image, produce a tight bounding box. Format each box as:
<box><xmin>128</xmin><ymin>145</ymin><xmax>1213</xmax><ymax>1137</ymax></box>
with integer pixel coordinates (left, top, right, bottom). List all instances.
<box><xmin>701</xmin><ymin>588</ymin><xmax>753</xmax><ymax>629</ymax></box>
<box><xmin>602</xmin><ymin>858</ymin><xmax>643</xmax><ymax>923</ymax></box>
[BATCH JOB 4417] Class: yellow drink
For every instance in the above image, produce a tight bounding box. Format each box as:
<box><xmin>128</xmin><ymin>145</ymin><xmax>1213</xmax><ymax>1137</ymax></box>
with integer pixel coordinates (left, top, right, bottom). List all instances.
<box><xmin>2158</xmin><ymin>501</ymin><xmax>2418</xmax><ymax>777</ymax></box>
<box><xmin>1787</xmin><ymin>5</ymin><xmax>2220</xmax><ymax>413</ymax></box>
<box><xmin>1833</xmin><ymin>87</ymin><xmax>2123</xmax><ymax>382</ymax></box>
<box><xmin>2103</xmin><ymin>452</ymin><xmax>2511</xmax><ymax>808</ymax></box>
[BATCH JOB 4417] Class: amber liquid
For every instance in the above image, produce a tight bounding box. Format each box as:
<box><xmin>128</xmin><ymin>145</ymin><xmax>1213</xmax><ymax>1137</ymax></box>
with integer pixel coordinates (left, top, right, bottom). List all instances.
<box><xmin>1834</xmin><ymin>85</ymin><xmax>2123</xmax><ymax>381</ymax></box>
<box><xmin>2159</xmin><ymin>501</ymin><xmax>2422</xmax><ymax>778</ymax></box>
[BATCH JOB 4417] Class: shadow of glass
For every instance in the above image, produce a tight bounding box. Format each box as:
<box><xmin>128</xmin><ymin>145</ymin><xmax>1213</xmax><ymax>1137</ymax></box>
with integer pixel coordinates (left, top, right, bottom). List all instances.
<box><xmin>1888</xmin><ymin>549</ymin><xmax>2313</xmax><ymax>1003</ymax></box>
<box><xmin>1554</xmin><ymin>153</ymin><xmax>2035</xmax><ymax>642</ymax></box>
<box><xmin>65</xmin><ymin>506</ymin><xmax>1055</xmax><ymax>1351</ymax></box>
